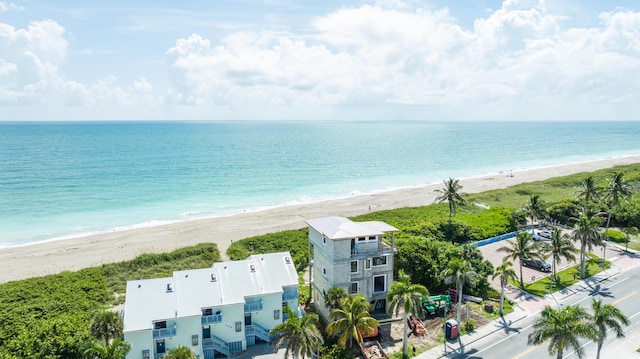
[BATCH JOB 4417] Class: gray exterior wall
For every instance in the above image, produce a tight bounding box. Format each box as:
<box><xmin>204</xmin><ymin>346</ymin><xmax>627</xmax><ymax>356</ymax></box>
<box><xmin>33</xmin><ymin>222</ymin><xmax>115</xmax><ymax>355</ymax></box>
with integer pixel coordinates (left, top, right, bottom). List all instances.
<box><xmin>309</xmin><ymin>223</ymin><xmax>395</xmax><ymax>321</ymax></box>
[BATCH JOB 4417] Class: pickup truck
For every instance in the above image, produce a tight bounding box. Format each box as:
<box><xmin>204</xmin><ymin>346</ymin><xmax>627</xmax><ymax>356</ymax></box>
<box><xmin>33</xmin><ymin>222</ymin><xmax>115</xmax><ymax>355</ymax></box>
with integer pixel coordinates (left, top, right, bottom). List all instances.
<box><xmin>522</xmin><ymin>258</ymin><xmax>551</xmax><ymax>272</ymax></box>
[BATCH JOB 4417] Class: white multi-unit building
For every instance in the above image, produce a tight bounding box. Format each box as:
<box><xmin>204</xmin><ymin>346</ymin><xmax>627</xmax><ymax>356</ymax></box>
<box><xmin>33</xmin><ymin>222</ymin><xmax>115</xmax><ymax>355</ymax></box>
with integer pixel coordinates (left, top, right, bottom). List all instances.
<box><xmin>306</xmin><ymin>216</ymin><xmax>398</xmax><ymax>321</ymax></box>
<box><xmin>123</xmin><ymin>252</ymin><xmax>300</xmax><ymax>359</ymax></box>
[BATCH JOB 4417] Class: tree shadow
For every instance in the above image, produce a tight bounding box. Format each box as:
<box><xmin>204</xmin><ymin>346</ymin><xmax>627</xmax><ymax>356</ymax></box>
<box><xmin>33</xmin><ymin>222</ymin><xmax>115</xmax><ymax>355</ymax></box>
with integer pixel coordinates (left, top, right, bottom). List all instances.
<box><xmin>587</xmin><ymin>283</ymin><xmax>613</xmax><ymax>298</ymax></box>
<box><xmin>494</xmin><ymin>315</ymin><xmax>522</xmax><ymax>334</ymax></box>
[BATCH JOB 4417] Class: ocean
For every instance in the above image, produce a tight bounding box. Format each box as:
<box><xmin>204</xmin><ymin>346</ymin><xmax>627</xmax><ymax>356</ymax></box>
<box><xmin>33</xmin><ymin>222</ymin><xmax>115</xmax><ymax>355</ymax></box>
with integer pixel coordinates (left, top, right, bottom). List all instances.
<box><xmin>1</xmin><ymin>121</ymin><xmax>639</xmax><ymax>248</ymax></box>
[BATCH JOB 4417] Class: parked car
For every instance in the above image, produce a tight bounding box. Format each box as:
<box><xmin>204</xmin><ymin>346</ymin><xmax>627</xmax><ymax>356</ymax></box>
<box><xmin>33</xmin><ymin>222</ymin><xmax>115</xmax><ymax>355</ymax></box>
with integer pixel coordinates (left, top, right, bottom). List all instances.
<box><xmin>537</xmin><ymin>229</ymin><xmax>553</xmax><ymax>239</ymax></box>
<box><xmin>532</xmin><ymin>234</ymin><xmax>544</xmax><ymax>241</ymax></box>
<box><xmin>522</xmin><ymin>258</ymin><xmax>551</xmax><ymax>272</ymax></box>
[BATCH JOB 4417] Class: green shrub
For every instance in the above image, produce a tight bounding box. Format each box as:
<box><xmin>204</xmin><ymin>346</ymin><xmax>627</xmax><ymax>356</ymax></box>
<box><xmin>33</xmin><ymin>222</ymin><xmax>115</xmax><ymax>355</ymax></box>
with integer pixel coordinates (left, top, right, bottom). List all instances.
<box><xmin>227</xmin><ymin>229</ymin><xmax>308</xmax><ymax>271</ymax></box>
<box><xmin>463</xmin><ymin>319</ymin><xmax>476</xmax><ymax>332</ymax></box>
<box><xmin>485</xmin><ymin>288</ymin><xmax>500</xmax><ymax>299</ymax></box>
<box><xmin>604</xmin><ymin>229</ymin><xmax>626</xmax><ymax>243</ymax></box>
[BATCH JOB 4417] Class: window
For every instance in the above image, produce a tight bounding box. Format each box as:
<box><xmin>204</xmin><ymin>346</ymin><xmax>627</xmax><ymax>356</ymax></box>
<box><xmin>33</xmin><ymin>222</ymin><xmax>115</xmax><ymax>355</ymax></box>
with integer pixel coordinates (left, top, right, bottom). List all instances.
<box><xmin>235</xmin><ymin>321</ymin><xmax>242</xmax><ymax>332</ymax></box>
<box><xmin>142</xmin><ymin>350</ymin><xmax>150</xmax><ymax>359</ymax></box>
<box><xmin>350</xmin><ymin>260</ymin><xmax>358</xmax><ymax>274</ymax></box>
<box><xmin>192</xmin><ymin>335</ymin><xmax>199</xmax><ymax>346</ymax></box>
<box><xmin>154</xmin><ymin>321</ymin><xmax>167</xmax><ymax>329</ymax></box>
<box><xmin>274</xmin><ymin>310</ymin><xmax>280</xmax><ymax>320</ymax></box>
<box><xmin>372</xmin><ymin>256</ymin><xmax>387</xmax><ymax>266</ymax></box>
<box><xmin>357</xmin><ymin>237</ymin><xmax>366</xmax><ymax>242</ymax></box>
<box><xmin>365</xmin><ymin>259</ymin><xmax>371</xmax><ymax>270</ymax></box>
<box><xmin>323</xmin><ymin>236</ymin><xmax>327</xmax><ymax>245</ymax></box>
<box><xmin>202</xmin><ymin>308</ymin><xmax>213</xmax><ymax>316</ymax></box>
<box><xmin>374</xmin><ymin>275</ymin><xmax>386</xmax><ymax>293</ymax></box>
<box><xmin>368</xmin><ymin>235</ymin><xmax>377</xmax><ymax>241</ymax></box>
<box><xmin>322</xmin><ymin>267</ymin><xmax>327</xmax><ymax>277</ymax></box>
<box><xmin>350</xmin><ymin>282</ymin><xmax>358</xmax><ymax>294</ymax></box>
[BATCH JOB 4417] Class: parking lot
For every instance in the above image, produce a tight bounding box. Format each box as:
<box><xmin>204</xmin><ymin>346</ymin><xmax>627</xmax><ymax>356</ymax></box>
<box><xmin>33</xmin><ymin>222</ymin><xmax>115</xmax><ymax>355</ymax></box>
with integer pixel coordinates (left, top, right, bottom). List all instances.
<box><xmin>478</xmin><ymin>230</ymin><xmax>579</xmax><ymax>298</ymax></box>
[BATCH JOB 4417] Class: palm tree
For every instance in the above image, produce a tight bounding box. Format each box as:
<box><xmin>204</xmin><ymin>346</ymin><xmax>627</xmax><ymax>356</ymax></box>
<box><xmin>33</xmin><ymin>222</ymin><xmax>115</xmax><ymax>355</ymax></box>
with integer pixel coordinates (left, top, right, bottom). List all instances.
<box><xmin>83</xmin><ymin>339</ymin><xmax>131</xmax><ymax>359</ymax></box>
<box><xmin>545</xmin><ymin>227</ymin><xmax>578</xmax><ymax>282</ymax></box>
<box><xmin>387</xmin><ymin>270</ymin><xmax>429</xmax><ymax>359</ymax></box>
<box><xmin>324</xmin><ymin>286</ymin><xmax>348</xmax><ymax>311</ymax></box>
<box><xmin>591</xmin><ymin>298</ymin><xmax>630</xmax><ymax>359</ymax></box>
<box><xmin>571</xmin><ymin>210</ymin><xmax>602</xmax><ymax>279</ymax></box>
<box><xmin>521</xmin><ymin>195</ymin><xmax>547</xmax><ymax>233</ymax></box>
<box><xmin>89</xmin><ymin>310</ymin><xmax>123</xmax><ymax>348</ymax></box>
<box><xmin>326</xmin><ymin>295</ymin><xmax>379</xmax><ymax>350</ymax></box>
<box><xmin>163</xmin><ymin>346</ymin><xmax>197</xmax><ymax>359</ymax></box>
<box><xmin>270</xmin><ymin>306</ymin><xmax>323</xmax><ymax>359</ymax></box>
<box><xmin>434</xmin><ymin>177</ymin><xmax>466</xmax><ymax>221</ymax></box>
<box><xmin>491</xmin><ymin>261</ymin><xmax>517</xmax><ymax>315</ymax></box>
<box><xmin>440</xmin><ymin>258</ymin><xmax>479</xmax><ymax>324</ymax></box>
<box><xmin>603</xmin><ymin>173</ymin><xmax>633</xmax><ymax>254</ymax></box>
<box><xmin>498</xmin><ymin>231</ymin><xmax>541</xmax><ymax>287</ymax></box>
<box><xmin>528</xmin><ymin>305</ymin><xmax>598</xmax><ymax>359</ymax></box>
<box><xmin>575</xmin><ymin>175</ymin><xmax>601</xmax><ymax>210</ymax></box>
<box><xmin>623</xmin><ymin>226</ymin><xmax>638</xmax><ymax>252</ymax></box>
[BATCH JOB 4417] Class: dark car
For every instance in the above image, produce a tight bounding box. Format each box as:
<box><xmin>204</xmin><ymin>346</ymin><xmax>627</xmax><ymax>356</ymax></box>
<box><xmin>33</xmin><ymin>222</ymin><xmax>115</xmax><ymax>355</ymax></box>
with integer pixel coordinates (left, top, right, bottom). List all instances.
<box><xmin>522</xmin><ymin>258</ymin><xmax>551</xmax><ymax>272</ymax></box>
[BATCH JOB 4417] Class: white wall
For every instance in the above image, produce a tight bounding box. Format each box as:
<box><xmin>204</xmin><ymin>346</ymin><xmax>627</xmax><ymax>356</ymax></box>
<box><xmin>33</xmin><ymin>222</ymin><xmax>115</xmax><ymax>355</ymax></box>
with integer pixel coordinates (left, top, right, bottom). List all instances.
<box><xmin>125</xmin><ymin>330</ymin><xmax>151</xmax><ymax>359</ymax></box>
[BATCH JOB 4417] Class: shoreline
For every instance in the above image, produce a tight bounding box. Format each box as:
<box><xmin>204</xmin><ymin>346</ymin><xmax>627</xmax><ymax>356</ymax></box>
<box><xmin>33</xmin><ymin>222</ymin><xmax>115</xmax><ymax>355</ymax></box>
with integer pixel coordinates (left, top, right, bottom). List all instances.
<box><xmin>2</xmin><ymin>155</ymin><xmax>639</xmax><ymax>284</ymax></box>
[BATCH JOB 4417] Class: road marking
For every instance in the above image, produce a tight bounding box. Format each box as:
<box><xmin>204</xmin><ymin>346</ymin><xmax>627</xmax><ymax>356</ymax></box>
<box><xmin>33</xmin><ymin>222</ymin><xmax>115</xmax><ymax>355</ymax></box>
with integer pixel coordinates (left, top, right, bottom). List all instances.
<box><xmin>612</xmin><ymin>291</ymin><xmax>636</xmax><ymax>305</ymax></box>
<box><xmin>511</xmin><ymin>344</ymin><xmax>541</xmax><ymax>359</ymax></box>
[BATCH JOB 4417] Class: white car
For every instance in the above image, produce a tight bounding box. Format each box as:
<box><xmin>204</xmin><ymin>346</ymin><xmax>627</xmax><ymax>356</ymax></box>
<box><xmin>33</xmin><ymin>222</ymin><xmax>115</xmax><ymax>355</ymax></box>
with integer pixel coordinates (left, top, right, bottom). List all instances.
<box><xmin>537</xmin><ymin>229</ymin><xmax>552</xmax><ymax>239</ymax></box>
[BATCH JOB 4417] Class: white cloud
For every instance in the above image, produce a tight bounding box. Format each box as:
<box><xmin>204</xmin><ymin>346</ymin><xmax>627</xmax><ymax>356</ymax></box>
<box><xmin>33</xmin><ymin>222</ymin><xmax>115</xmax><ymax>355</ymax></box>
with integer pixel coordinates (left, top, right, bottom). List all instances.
<box><xmin>3</xmin><ymin>1</ymin><xmax>640</xmax><ymax>120</ymax></box>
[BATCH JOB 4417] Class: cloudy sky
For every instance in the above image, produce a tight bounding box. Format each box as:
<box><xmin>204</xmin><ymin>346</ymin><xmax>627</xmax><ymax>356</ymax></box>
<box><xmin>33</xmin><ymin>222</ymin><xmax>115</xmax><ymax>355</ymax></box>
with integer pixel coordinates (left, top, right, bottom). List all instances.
<box><xmin>1</xmin><ymin>0</ymin><xmax>639</xmax><ymax>121</ymax></box>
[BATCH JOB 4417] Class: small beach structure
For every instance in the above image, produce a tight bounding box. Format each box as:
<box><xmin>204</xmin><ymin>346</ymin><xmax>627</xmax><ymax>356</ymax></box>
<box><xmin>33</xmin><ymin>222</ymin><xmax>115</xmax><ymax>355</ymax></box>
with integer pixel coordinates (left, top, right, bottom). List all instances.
<box><xmin>123</xmin><ymin>252</ymin><xmax>300</xmax><ymax>359</ymax></box>
<box><xmin>306</xmin><ymin>216</ymin><xmax>398</xmax><ymax>321</ymax></box>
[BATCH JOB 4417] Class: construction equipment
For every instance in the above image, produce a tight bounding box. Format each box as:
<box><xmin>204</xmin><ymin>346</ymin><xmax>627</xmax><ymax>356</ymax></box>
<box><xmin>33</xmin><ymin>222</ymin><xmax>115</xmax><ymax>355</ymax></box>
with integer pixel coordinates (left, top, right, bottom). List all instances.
<box><xmin>421</xmin><ymin>295</ymin><xmax>451</xmax><ymax>316</ymax></box>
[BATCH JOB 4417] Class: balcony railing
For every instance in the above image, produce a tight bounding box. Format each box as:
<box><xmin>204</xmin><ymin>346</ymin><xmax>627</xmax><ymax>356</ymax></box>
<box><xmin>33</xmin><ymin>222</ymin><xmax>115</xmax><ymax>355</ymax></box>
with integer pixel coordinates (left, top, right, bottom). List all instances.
<box><xmin>351</xmin><ymin>242</ymin><xmax>393</xmax><ymax>258</ymax></box>
<box><xmin>244</xmin><ymin>300</ymin><xmax>263</xmax><ymax>312</ymax></box>
<box><xmin>203</xmin><ymin>335</ymin><xmax>229</xmax><ymax>356</ymax></box>
<box><xmin>282</xmin><ymin>290</ymin><xmax>298</xmax><ymax>302</ymax></box>
<box><xmin>152</xmin><ymin>326</ymin><xmax>176</xmax><ymax>339</ymax></box>
<box><xmin>246</xmin><ymin>322</ymin><xmax>271</xmax><ymax>343</ymax></box>
<box><xmin>201</xmin><ymin>313</ymin><xmax>222</xmax><ymax>325</ymax></box>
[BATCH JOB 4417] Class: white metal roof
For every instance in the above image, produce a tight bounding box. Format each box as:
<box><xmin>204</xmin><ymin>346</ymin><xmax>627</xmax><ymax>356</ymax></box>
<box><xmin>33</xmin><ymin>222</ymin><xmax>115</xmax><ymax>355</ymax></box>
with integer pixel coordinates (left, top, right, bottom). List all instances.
<box><xmin>123</xmin><ymin>277</ymin><xmax>177</xmax><ymax>332</ymax></box>
<box><xmin>123</xmin><ymin>251</ymin><xmax>296</xmax><ymax>333</ymax></box>
<box><xmin>248</xmin><ymin>252</ymin><xmax>298</xmax><ymax>294</ymax></box>
<box><xmin>305</xmin><ymin>216</ymin><xmax>397</xmax><ymax>240</ymax></box>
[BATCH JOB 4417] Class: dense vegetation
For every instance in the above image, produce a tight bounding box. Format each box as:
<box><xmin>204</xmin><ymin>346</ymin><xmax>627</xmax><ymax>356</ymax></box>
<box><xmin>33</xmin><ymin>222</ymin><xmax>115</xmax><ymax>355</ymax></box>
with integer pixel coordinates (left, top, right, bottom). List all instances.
<box><xmin>227</xmin><ymin>228</ymin><xmax>309</xmax><ymax>271</ymax></box>
<box><xmin>0</xmin><ymin>243</ymin><xmax>221</xmax><ymax>358</ymax></box>
<box><xmin>2</xmin><ymin>164</ymin><xmax>640</xmax><ymax>358</ymax></box>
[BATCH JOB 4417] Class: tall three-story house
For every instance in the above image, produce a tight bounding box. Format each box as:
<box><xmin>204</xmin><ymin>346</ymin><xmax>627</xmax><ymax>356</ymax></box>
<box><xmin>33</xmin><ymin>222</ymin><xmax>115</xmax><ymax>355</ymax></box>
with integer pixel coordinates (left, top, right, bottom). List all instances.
<box><xmin>306</xmin><ymin>216</ymin><xmax>397</xmax><ymax>321</ymax></box>
<box><xmin>123</xmin><ymin>252</ymin><xmax>300</xmax><ymax>359</ymax></box>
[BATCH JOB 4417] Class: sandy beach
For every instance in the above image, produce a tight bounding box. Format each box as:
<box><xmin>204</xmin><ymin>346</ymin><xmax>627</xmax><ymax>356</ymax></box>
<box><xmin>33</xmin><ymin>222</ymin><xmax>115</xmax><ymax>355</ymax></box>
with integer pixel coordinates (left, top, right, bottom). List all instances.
<box><xmin>1</xmin><ymin>155</ymin><xmax>639</xmax><ymax>284</ymax></box>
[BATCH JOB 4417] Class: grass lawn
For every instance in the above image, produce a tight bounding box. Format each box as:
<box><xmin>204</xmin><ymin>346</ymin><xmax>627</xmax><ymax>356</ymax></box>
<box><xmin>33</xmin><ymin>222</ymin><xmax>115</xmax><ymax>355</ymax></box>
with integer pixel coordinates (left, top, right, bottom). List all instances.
<box><xmin>512</xmin><ymin>254</ymin><xmax>610</xmax><ymax>297</ymax></box>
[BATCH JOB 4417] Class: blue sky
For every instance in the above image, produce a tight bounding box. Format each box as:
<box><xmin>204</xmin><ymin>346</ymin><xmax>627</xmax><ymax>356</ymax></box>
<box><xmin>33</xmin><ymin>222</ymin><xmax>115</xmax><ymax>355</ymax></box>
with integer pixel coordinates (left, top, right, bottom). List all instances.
<box><xmin>1</xmin><ymin>0</ymin><xmax>639</xmax><ymax>121</ymax></box>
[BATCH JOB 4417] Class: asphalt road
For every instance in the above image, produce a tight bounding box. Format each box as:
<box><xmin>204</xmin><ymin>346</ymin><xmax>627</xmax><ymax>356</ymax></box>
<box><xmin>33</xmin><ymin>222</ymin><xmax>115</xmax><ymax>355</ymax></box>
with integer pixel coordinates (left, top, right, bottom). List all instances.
<box><xmin>440</xmin><ymin>264</ymin><xmax>640</xmax><ymax>359</ymax></box>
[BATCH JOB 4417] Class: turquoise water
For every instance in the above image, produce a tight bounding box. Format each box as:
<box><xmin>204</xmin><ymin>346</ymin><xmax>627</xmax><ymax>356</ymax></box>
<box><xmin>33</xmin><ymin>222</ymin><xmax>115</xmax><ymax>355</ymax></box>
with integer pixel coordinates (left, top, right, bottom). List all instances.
<box><xmin>1</xmin><ymin>121</ymin><xmax>639</xmax><ymax>247</ymax></box>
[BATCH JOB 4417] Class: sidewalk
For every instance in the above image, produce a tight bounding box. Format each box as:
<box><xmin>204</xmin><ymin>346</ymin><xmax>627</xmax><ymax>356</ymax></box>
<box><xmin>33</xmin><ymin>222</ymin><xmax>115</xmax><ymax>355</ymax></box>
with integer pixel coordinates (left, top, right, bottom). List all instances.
<box><xmin>415</xmin><ymin>306</ymin><xmax>529</xmax><ymax>359</ymax></box>
<box><xmin>416</xmin><ymin>245</ymin><xmax>639</xmax><ymax>359</ymax></box>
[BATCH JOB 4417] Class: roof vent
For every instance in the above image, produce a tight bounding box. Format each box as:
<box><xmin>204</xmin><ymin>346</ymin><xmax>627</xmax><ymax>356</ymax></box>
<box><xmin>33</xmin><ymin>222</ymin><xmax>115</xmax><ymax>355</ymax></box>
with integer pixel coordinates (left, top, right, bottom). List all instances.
<box><xmin>166</xmin><ymin>283</ymin><xmax>173</xmax><ymax>292</ymax></box>
<box><xmin>210</xmin><ymin>273</ymin><xmax>217</xmax><ymax>282</ymax></box>
<box><xmin>285</xmin><ymin>257</ymin><xmax>291</xmax><ymax>264</ymax></box>
<box><xmin>138</xmin><ymin>284</ymin><xmax>141</xmax><ymax>288</ymax></box>
<box><xmin>185</xmin><ymin>274</ymin><xmax>189</xmax><ymax>278</ymax></box>
<box><xmin>250</xmin><ymin>264</ymin><xmax>256</xmax><ymax>272</ymax></box>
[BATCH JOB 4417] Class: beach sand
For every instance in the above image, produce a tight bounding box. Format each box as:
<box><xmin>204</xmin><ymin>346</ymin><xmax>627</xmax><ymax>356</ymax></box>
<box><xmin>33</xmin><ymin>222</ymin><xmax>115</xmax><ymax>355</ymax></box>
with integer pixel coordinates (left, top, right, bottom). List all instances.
<box><xmin>1</xmin><ymin>155</ymin><xmax>639</xmax><ymax>284</ymax></box>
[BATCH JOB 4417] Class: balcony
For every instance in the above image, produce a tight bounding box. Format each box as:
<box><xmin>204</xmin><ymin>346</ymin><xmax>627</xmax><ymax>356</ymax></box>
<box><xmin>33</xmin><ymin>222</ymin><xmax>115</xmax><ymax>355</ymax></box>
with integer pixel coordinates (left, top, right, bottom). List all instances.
<box><xmin>201</xmin><ymin>313</ymin><xmax>222</xmax><ymax>325</ymax></box>
<box><xmin>351</xmin><ymin>242</ymin><xmax>394</xmax><ymax>258</ymax></box>
<box><xmin>244</xmin><ymin>300</ymin><xmax>263</xmax><ymax>312</ymax></box>
<box><xmin>282</xmin><ymin>290</ymin><xmax>298</xmax><ymax>302</ymax></box>
<box><xmin>152</xmin><ymin>326</ymin><xmax>176</xmax><ymax>339</ymax></box>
